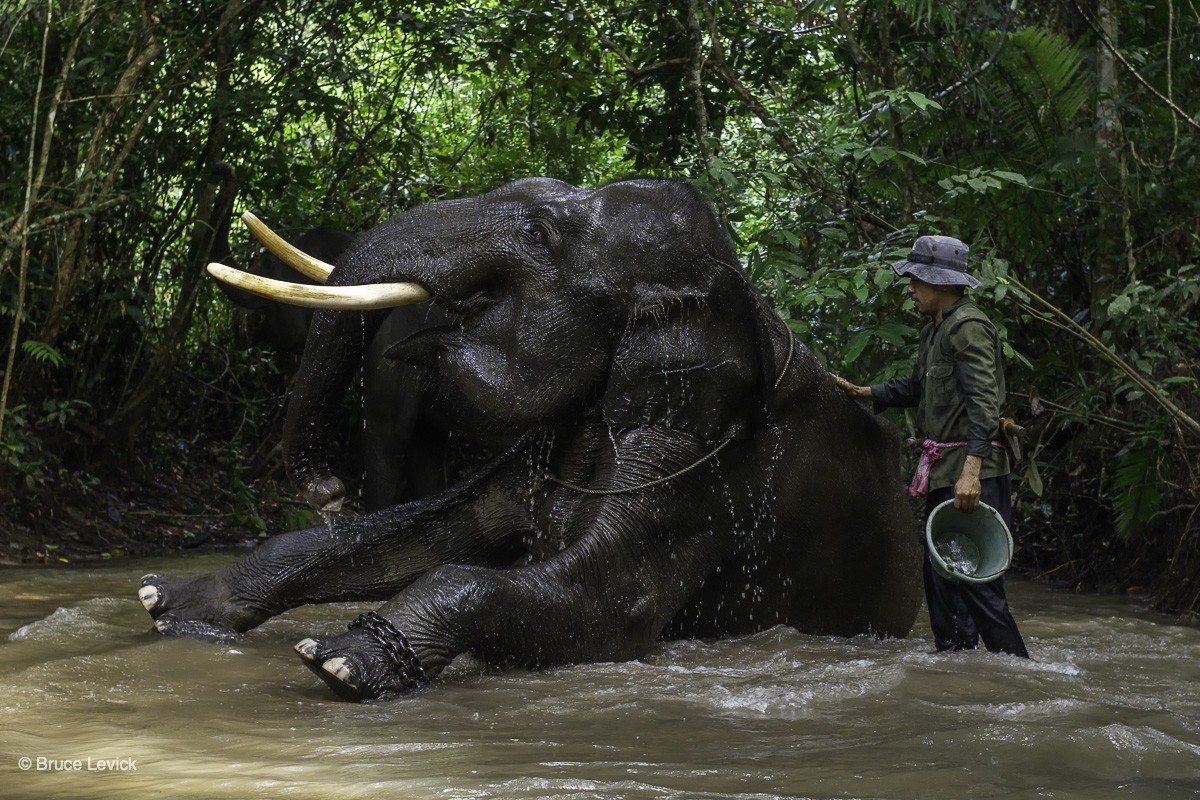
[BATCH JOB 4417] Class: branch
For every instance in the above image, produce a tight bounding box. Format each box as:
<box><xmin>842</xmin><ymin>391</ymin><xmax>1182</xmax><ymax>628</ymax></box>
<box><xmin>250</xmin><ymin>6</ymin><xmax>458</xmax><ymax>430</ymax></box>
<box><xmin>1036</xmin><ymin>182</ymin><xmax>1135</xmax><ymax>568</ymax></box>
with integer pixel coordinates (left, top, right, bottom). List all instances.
<box><xmin>1068</xmin><ymin>0</ymin><xmax>1200</xmax><ymax>133</ymax></box>
<box><xmin>686</xmin><ymin>0</ymin><xmax>712</xmax><ymax>161</ymax></box>
<box><xmin>702</xmin><ymin>7</ymin><xmax>802</xmax><ymax>162</ymax></box>
<box><xmin>577</xmin><ymin>2</ymin><xmax>690</xmax><ymax>78</ymax></box>
<box><xmin>1008</xmin><ymin>277</ymin><xmax>1200</xmax><ymax>440</ymax></box>
<box><xmin>0</xmin><ymin>196</ymin><xmax>129</xmax><ymax>242</ymax></box>
<box><xmin>1</xmin><ymin>3</ymin><xmax>57</xmax><ymax>443</ymax></box>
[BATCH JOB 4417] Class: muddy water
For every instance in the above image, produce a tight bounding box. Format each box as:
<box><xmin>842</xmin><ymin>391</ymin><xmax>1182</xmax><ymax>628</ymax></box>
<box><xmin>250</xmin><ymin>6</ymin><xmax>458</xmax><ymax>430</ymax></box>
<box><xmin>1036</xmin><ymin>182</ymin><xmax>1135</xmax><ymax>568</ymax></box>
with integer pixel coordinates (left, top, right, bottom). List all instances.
<box><xmin>1</xmin><ymin>554</ymin><xmax>1198</xmax><ymax>800</ymax></box>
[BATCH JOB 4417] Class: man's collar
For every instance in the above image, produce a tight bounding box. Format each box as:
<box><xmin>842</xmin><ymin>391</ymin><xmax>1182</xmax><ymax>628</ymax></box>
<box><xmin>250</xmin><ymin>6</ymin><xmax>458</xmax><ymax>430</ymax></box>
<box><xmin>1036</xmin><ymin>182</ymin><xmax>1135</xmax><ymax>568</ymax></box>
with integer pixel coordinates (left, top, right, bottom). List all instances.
<box><xmin>942</xmin><ymin>295</ymin><xmax>970</xmax><ymax>316</ymax></box>
<box><xmin>934</xmin><ymin>295</ymin><xmax>970</xmax><ymax>325</ymax></box>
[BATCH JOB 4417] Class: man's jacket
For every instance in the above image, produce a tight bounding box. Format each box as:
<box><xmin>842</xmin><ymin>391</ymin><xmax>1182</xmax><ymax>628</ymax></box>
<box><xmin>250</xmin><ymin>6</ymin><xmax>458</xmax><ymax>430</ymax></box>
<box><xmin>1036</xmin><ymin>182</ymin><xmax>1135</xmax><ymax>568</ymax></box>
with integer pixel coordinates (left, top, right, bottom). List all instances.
<box><xmin>870</xmin><ymin>297</ymin><xmax>1010</xmax><ymax>491</ymax></box>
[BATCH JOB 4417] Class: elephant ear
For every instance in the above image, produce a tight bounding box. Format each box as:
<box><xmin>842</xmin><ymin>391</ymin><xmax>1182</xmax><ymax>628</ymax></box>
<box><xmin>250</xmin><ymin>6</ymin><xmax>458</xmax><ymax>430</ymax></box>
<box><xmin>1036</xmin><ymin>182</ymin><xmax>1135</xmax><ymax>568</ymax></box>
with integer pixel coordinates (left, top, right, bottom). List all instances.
<box><xmin>602</xmin><ymin>266</ymin><xmax>775</xmax><ymax>442</ymax></box>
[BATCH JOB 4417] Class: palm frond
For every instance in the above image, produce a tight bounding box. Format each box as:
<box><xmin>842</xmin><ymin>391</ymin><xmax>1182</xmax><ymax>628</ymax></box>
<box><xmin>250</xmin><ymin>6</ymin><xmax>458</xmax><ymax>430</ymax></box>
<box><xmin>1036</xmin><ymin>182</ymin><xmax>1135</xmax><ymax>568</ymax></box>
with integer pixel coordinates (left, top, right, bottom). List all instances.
<box><xmin>1111</xmin><ymin>442</ymin><xmax>1165</xmax><ymax>539</ymax></box>
<box><xmin>891</xmin><ymin>0</ymin><xmax>958</xmax><ymax>30</ymax></box>
<box><xmin>987</xmin><ymin>27</ymin><xmax>1093</xmax><ymax>159</ymax></box>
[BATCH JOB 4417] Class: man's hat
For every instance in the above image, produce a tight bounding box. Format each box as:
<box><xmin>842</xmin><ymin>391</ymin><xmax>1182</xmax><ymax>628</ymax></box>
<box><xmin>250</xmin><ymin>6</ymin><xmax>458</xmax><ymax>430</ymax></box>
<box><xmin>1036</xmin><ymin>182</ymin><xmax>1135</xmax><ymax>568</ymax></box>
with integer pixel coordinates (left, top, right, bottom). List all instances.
<box><xmin>891</xmin><ymin>235</ymin><xmax>980</xmax><ymax>288</ymax></box>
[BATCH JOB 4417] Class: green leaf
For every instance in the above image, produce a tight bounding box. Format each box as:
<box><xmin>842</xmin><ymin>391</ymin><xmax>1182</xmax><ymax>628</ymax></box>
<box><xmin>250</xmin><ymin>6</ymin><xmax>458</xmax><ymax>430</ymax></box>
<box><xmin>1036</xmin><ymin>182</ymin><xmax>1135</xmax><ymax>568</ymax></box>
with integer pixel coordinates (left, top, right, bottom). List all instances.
<box><xmin>905</xmin><ymin>91</ymin><xmax>943</xmax><ymax>112</ymax></box>
<box><xmin>1024</xmin><ymin>458</ymin><xmax>1043</xmax><ymax>497</ymax></box>
<box><xmin>21</xmin><ymin>341</ymin><xmax>65</xmax><ymax>368</ymax></box>
<box><xmin>1111</xmin><ymin>444</ymin><xmax>1164</xmax><ymax>538</ymax></box>
<box><xmin>875</xmin><ymin>321</ymin><xmax>916</xmax><ymax>347</ymax></box>
<box><xmin>896</xmin><ymin>150</ymin><xmax>927</xmax><ymax>165</ymax></box>
<box><xmin>1107</xmin><ymin>294</ymin><xmax>1132</xmax><ymax>318</ymax></box>
<box><xmin>867</xmin><ymin>147</ymin><xmax>896</xmax><ymax>164</ymax></box>
<box><xmin>992</xmin><ymin>170</ymin><xmax>1028</xmax><ymax>185</ymax></box>
<box><xmin>840</xmin><ymin>330</ymin><xmax>872</xmax><ymax>365</ymax></box>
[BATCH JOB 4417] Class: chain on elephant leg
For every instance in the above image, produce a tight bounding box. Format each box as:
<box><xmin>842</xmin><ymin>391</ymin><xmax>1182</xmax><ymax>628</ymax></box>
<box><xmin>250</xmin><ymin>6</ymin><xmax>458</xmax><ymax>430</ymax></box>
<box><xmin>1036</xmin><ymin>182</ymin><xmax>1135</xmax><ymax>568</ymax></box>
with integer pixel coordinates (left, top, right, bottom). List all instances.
<box><xmin>294</xmin><ymin>610</ymin><xmax>439</xmax><ymax>702</ymax></box>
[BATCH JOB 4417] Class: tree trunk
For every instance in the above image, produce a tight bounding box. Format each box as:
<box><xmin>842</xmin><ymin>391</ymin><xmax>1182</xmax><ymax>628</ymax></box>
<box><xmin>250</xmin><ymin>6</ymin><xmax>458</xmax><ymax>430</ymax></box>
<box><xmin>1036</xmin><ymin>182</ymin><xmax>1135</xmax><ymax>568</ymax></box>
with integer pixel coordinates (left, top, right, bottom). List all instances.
<box><xmin>38</xmin><ymin>15</ymin><xmax>160</xmax><ymax>348</ymax></box>
<box><xmin>104</xmin><ymin>2</ymin><xmax>249</xmax><ymax>447</ymax></box>
<box><xmin>1091</xmin><ymin>0</ymin><xmax>1135</xmax><ymax>329</ymax></box>
<box><xmin>0</xmin><ymin>0</ymin><xmax>99</xmax><ymax>441</ymax></box>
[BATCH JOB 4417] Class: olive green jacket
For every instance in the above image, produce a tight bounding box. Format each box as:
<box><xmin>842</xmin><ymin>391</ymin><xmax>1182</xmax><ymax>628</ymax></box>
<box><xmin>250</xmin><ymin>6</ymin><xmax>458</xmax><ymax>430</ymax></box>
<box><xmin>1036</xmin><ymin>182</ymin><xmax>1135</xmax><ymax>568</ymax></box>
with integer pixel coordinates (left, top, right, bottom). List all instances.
<box><xmin>869</xmin><ymin>297</ymin><xmax>1010</xmax><ymax>491</ymax></box>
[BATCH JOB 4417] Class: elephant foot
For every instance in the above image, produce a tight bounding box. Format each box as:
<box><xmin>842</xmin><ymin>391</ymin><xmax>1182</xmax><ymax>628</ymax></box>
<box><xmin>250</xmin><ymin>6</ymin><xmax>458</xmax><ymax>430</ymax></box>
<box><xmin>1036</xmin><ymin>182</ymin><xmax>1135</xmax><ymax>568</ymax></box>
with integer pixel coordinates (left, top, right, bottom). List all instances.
<box><xmin>137</xmin><ymin>573</ymin><xmax>268</xmax><ymax>639</ymax></box>
<box><xmin>294</xmin><ymin>611</ymin><xmax>430</xmax><ymax>703</ymax></box>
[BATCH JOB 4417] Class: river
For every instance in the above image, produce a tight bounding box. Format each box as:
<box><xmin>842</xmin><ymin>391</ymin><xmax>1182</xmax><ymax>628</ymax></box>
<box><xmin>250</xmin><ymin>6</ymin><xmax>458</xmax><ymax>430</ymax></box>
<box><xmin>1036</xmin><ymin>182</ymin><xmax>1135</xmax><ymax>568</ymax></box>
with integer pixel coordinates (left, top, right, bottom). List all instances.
<box><xmin>2</xmin><ymin>553</ymin><xmax>1198</xmax><ymax>799</ymax></box>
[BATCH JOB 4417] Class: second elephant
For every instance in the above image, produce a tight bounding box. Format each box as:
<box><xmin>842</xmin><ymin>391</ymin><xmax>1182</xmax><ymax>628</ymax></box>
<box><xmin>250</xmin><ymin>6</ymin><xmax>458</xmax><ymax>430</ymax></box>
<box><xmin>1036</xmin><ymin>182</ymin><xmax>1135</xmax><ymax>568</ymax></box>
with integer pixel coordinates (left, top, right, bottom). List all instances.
<box><xmin>215</xmin><ymin>219</ymin><xmax>455</xmax><ymax>510</ymax></box>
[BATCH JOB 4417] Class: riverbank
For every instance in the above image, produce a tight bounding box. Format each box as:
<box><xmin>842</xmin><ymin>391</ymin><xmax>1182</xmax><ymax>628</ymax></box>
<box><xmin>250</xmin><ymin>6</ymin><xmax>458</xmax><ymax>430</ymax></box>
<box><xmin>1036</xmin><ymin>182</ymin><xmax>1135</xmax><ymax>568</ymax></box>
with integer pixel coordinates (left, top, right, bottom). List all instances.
<box><xmin>0</xmin><ymin>456</ymin><xmax>308</xmax><ymax>567</ymax></box>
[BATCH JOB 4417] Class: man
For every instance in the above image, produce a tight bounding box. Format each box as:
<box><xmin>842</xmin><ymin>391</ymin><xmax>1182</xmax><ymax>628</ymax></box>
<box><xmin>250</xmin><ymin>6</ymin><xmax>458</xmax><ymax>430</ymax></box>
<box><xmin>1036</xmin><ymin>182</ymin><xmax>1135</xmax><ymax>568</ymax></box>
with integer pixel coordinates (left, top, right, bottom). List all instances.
<box><xmin>834</xmin><ymin>235</ymin><xmax>1029</xmax><ymax>658</ymax></box>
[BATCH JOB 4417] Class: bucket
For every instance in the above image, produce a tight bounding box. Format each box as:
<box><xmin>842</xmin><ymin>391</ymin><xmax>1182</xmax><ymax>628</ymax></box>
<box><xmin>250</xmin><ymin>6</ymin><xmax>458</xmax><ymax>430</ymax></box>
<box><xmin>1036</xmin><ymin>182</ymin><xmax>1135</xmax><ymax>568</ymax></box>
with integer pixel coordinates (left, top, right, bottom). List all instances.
<box><xmin>925</xmin><ymin>499</ymin><xmax>1013</xmax><ymax>583</ymax></box>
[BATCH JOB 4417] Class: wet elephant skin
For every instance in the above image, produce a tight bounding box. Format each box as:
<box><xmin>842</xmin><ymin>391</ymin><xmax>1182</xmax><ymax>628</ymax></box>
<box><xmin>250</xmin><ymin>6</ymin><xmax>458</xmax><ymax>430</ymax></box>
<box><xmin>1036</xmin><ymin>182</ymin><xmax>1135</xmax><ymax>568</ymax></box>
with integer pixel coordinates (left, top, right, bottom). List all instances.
<box><xmin>140</xmin><ymin>177</ymin><xmax>922</xmax><ymax>701</ymax></box>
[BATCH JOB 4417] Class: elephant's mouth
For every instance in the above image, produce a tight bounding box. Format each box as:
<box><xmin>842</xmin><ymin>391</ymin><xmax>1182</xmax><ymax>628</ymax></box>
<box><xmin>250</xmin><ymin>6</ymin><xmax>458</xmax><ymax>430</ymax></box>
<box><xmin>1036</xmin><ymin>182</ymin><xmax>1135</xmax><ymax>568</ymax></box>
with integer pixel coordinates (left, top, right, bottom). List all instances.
<box><xmin>438</xmin><ymin>288</ymin><xmax>496</xmax><ymax>321</ymax></box>
<box><xmin>206</xmin><ymin>213</ymin><xmax>431</xmax><ymax>311</ymax></box>
<box><xmin>383</xmin><ymin>289</ymin><xmax>496</xmax><ymax>361</ymax></box>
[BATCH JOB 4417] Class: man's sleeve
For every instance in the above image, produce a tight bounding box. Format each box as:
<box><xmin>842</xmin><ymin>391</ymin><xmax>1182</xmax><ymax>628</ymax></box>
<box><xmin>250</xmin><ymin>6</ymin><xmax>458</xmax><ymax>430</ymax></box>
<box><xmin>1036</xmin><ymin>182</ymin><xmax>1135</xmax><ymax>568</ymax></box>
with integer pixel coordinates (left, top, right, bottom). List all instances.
<box><xmin>951</xmin><ymin>321</ymin><xmax>1002</xmax><ymax>456</ymax></box>
<box><xmin>870</xmin><ymin>375</ymin><xmax>919</xmax><ymax>412</ymax></box>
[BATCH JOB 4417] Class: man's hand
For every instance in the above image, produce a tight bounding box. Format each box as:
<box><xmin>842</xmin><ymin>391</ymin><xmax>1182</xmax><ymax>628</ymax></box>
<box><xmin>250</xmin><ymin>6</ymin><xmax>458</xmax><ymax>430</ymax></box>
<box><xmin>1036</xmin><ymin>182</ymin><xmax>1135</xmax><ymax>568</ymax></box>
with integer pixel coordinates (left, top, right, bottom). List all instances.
<box><xmin>832</xmin><ymin>374</ymin><xmax>872</xmax><ymax>400</ymax></box>
<box><xmin>954</xmin><ymin>455</ymin><xmax>983</xmax><ymax>512</ymax></box>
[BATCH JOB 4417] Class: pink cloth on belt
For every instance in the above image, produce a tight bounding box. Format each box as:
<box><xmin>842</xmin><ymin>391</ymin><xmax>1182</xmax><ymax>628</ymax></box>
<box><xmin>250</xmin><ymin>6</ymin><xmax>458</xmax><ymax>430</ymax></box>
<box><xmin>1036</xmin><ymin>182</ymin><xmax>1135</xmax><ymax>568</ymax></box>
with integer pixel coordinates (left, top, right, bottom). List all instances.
<box><xmin>909</xmin><ymin>439</ymin><xmax>967</xmax><ymax>498</ymax></box>
<box><xmin>909</xmin><ymin>438</ymin><xmax>1002</xmax><ymax>498</ymax></box>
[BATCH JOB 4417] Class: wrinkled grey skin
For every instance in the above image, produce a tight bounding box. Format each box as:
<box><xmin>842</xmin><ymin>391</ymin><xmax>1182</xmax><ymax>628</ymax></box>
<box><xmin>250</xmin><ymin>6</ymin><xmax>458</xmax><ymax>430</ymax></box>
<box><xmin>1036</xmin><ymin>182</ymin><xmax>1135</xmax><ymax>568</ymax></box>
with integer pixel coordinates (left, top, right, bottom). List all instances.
<box><xmin>214</xmin><ymin>225</ymin><xmax>453</xmax><ymax>510</ymax></box>
<box><xmin>140</xmin><ymin>178</ymin><xmax>921</xmax><ymax>702</ymax></box>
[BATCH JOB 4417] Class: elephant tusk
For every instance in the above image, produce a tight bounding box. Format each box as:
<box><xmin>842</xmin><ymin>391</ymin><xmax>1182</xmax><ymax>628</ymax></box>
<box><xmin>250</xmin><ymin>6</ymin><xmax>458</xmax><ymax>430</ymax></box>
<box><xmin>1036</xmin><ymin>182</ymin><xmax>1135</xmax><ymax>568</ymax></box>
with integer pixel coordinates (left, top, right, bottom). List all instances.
<box><xmin>241</xmin><ymin>211</ymin><xmax>336</xmax><ymax>284</ymax></box>
<box><xmin>206</xmin><ymin>263</ymin><xmax>431</xmax><ymax>309</ymax></box>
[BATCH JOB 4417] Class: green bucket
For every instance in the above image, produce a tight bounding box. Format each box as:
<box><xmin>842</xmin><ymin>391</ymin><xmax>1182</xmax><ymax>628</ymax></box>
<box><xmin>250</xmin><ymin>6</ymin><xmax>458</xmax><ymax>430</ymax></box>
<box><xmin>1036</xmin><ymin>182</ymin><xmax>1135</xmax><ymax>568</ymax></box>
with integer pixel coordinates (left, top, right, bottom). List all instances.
<box><xmin>925</xmin><ymin>499</ymin><xmax>1013</xmax><ymax>583</ymax></box>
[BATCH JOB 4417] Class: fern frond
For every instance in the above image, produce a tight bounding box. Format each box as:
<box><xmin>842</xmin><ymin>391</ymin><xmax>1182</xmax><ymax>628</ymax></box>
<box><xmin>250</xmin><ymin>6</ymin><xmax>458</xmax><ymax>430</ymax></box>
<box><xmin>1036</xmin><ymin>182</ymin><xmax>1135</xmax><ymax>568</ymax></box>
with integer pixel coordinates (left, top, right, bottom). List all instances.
<box><xmin>21</xmin><ymin>340</ymin><xmax>66</xmax><ymax>369</ymax></box>
<box><xmin>1111</xmin><ymin>443</ymin><xmax>1165</xmax><ymax>539</ymax></box>
<box><xmin>987</xmin><ymin>27</ymin><xmax>1092</xmax><ymax>159</ymax></box>
<box><xmin>891</xmin><ymin>0</ymin><xmax>957</xmax><ymax>30</ymax></box>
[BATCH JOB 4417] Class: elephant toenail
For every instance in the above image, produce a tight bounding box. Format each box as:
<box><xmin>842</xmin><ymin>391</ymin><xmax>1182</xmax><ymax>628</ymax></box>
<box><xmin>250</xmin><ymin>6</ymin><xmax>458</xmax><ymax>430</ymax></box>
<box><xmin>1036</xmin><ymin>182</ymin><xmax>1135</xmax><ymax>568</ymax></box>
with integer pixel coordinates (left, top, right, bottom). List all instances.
<box><xmin>153</xmin><ymin>619</ymin><xmax>169</xmax><ymax>633</ymax></box>
<box><xmin>322</xmin><ymin>657</ymin><xmax>355</xmax><ymax>685</ymax></box>
<box><xmin>294</xmin><ymin>638</ymin><xmax>320</xmax><ymax>660</ymax></box>
<box><xmin>138</xmin><ymin>585</ymin><xmax>159</xmax><ymax>610</ymax></box>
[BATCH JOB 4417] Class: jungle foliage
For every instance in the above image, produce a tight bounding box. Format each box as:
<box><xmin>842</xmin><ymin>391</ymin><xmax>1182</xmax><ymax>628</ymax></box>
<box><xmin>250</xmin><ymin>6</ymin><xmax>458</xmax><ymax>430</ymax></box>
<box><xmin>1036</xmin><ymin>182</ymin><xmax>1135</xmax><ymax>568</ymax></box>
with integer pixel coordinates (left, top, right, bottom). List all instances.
<box><xmin>1</xmin><ymin>0</ymin><xmax>1198</xmax><ymax>616</ymax></box>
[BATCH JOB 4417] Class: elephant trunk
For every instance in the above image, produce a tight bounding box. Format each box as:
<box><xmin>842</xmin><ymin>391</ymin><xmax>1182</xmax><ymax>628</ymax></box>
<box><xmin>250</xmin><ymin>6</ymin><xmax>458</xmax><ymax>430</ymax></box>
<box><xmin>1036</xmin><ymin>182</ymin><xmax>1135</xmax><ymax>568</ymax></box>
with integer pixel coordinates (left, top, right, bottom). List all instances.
<box><xmin>283</xmin><ymin>306</ymin><xmax>389</xmax><ymax>511</ymax></box>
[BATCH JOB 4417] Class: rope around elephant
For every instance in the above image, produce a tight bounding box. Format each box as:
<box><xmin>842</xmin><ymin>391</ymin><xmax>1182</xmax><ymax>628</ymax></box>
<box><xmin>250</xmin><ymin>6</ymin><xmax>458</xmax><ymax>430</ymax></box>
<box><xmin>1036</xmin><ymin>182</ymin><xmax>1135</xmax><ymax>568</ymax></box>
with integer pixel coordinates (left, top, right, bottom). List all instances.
<box><xmin>530</xmin><ymin>437</ymin><xmax>734</xmax><ymax>497</ymax></box>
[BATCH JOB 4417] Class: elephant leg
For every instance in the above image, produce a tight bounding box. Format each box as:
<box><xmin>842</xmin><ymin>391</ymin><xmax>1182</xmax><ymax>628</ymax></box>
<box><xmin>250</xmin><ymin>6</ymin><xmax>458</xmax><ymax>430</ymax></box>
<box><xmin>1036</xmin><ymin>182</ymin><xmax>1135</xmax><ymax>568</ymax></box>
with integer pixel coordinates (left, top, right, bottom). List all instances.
<box><xmin>295</xmin><ymin>428</ymin><xmax>751</xmax><ymax>701</ymax></box>
<box><xmin>138</xmin><ymin>450</ymin><xmax>533</xmax><ymax>638</ymax></box>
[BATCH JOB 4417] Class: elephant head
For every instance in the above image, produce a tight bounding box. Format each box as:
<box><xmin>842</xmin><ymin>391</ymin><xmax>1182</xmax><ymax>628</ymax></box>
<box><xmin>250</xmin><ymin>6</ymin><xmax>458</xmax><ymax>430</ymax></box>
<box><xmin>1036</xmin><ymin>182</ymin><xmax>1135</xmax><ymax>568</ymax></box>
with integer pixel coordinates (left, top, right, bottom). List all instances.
<box><xmin>212</xmin><ymin>178</ymin><xmax>778</xmax><ymax>511</ymax></box>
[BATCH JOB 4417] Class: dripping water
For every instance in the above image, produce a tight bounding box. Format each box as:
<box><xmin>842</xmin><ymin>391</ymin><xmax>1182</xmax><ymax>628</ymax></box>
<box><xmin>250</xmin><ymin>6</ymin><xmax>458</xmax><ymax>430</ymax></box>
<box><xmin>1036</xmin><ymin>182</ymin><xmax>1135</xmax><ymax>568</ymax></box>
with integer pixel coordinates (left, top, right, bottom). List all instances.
<box><xmin>357</xmin><ymin>310</ymin><xmax>368</xmax><ymax>506</ymax></box>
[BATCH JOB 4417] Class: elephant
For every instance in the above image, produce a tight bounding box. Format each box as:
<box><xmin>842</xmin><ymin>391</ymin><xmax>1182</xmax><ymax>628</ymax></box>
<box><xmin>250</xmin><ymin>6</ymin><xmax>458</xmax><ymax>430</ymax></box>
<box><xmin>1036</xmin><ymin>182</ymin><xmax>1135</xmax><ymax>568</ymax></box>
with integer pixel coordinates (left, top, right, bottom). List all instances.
<box><xmin>139</xmin><ymin>177</ymin><xmax>921</xmax><ymax>702</ymax></box>
<box><xmin>214</xmin><ymin>214</ymin><xmax>454</xmax><ymax>510</ymax></box>
<box><xmin>215</xmin><ymin>224</ymin><xmax>356</xmax><ymax>355</ymax></box>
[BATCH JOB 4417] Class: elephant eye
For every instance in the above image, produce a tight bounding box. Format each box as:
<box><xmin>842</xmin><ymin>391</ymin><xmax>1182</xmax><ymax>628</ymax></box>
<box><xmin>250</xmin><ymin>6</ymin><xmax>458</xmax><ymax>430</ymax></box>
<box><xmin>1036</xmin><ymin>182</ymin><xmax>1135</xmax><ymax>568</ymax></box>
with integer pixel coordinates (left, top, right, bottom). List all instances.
<box><xmin>521</xmin><ymin>220</ymin><xmax>554</xmax><ymax>249</ymax></box>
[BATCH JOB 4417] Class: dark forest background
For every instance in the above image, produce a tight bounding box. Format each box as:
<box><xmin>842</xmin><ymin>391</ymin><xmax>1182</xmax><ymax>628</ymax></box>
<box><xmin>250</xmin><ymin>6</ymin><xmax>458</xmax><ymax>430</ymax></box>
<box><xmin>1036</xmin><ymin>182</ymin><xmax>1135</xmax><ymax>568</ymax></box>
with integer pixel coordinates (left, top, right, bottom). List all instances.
<box><xmin>1</xmin><ymin>1</ymin><xmax>1197</xmax><ymax>617</ymax></box>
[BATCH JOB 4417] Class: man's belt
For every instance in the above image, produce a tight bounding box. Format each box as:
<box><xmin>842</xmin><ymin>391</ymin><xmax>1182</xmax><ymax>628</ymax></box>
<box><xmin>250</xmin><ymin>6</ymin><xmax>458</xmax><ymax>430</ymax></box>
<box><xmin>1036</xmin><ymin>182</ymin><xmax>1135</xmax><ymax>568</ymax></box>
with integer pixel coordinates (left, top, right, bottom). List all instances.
<box><xmin>909</xmin><ymin>439</ymin><xmax>1004</xmax><ymax>498</ymax></box>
